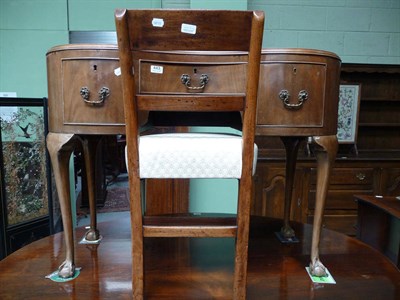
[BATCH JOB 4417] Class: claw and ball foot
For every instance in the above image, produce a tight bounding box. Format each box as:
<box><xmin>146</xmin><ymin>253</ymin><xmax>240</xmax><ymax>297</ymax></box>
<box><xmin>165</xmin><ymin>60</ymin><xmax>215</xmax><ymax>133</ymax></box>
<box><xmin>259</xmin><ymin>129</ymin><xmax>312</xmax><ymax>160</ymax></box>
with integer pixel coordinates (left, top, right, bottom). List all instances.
<box><xmin>85</xmin><ymin>228</ymin><xmax>101</xmax><ymax>241</ymax></box>
<box><xmin>309</xmin><ymin>258</ymin><xmax>327</xmax><ymax>277</ymax></box>
<box><xmin>58</xmin><ymin>260</ymin><xmax>76</xmax><ymax>278</ymax></box>
<box><xmin>280</xmin><ymin>225</ymin><xmax>295</xmax><ymax>239</ymax></box>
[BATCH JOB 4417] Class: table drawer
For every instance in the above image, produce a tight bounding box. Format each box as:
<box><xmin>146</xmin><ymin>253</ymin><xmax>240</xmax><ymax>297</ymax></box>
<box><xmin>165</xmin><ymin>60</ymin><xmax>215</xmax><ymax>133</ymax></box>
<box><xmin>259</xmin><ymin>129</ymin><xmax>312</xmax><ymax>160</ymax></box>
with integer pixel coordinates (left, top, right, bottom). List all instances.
<box><xmin>256</xmin><ymin>49</ymin><xmax>341</xmax><ymax>136</ymax></box>
<box><xmin>47</xmin><ymin>44</ymin><xmax>126</xmax><ymax>134</ymax></box>
<box><xmin>139</xmin><ymin>60</ymin><xmax>246</xmax><ymax>94</ymax></box>
<box><xmin>257</xmin><ymin>62</ymin><xmax>326</xmax><ymax>127</ymax></box>
<box><xmin>62</xmin><ymin>57</ymin><xmax>124</xmax><ymax>126</ymax></box>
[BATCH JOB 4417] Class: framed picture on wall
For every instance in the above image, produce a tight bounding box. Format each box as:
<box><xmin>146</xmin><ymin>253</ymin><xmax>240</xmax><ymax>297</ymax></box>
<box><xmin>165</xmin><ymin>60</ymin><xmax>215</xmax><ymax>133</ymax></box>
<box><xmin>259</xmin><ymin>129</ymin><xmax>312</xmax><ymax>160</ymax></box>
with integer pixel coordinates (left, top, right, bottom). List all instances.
<box><xmin>337</xmin><ymin>84</ymin><xmax>361</xmax><ymax>144</ymax></box>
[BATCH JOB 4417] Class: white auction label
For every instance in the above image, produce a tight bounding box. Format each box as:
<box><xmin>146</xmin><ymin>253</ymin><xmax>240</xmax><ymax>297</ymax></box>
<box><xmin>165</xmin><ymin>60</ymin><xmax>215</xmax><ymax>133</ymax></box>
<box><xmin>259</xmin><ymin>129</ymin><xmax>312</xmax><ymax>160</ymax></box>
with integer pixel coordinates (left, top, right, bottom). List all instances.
<box><xmin>181</xmin><ymin>23</ymin><xmax>197</xmax><ymax>34</ymax></box>
<box><xmin>150</xmin><ymin>65</ymin><xmax>163</xmax><ymax>74</ymax></box>
<box><xmin>152</xmin><ymin>18</ymin><xmax>164</xmax><ymax>27</ymax></box>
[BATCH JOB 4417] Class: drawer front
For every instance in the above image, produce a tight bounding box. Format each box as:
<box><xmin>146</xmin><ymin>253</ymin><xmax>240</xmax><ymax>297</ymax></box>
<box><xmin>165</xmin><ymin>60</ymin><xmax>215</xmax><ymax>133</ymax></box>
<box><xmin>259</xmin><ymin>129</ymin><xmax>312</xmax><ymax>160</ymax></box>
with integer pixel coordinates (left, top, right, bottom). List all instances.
<box><xmin>308</xmin><ymin>189</ymin><xmax>373</xmax><ymax>210</ymax></box>
<box><xmin>62</xmin><ymin>57</ymin><xmax>125</xmax><ymax>126</ymax></box>
<box><xmin>309</xmin><ymin>168</ymin><xmax>374</xmax><ymax>210</ymax></box>
<box><xmin>257</xmin><ymin>62</ymin><xmax>326</xmax><ymax>127</ymax></box>
<box><xmin>307</xmin><ymin>213</ymin><xmax>357</xmax><ymax>236</ymax></box>
<box><xmin>139</xmin><ymin>60</ymin><xmax>246</xmax><ymax>94</ymax></box>
<box><xmin>311</xmin><ymin>168</ymin><xmax>374</xmax><ymax>185</ymax></box>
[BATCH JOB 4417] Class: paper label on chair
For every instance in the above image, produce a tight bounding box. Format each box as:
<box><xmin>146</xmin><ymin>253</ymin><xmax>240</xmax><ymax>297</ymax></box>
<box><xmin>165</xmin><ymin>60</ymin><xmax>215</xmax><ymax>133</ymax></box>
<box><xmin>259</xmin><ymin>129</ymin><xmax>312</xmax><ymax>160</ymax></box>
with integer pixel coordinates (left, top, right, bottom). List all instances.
<box><xmin>181</xmin><ymin>23</ymin><xmax>196</xmax><ymax>34</ymax></box>
<box><xmin>152</xmin><ymin>18</ymin><xmax>164</xmax><ymax>27</ymax></box>
<box><xmin>150</xmin><ymin>65</ymin><xmax>163</xmax><ymax>74</ymax></box>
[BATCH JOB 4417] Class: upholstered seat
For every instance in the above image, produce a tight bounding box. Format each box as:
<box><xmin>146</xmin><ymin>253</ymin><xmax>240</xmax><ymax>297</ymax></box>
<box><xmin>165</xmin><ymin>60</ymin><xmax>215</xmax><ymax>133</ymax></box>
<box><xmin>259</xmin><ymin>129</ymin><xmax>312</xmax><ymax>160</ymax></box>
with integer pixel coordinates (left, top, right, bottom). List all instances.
<box><xmin>129</xmin><ymin>133</ymin><xmax>258</xmax><ymax>178</ymax></box>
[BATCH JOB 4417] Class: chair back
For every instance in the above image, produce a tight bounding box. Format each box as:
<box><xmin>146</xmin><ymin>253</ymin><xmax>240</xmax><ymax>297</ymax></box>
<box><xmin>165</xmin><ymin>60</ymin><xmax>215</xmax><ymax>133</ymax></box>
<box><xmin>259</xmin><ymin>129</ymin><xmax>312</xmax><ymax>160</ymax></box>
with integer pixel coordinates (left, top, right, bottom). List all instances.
<box><xmin>115</xmin><ymin>9</ymin><xmax>265</xmax><ymax>298</ymax></box>
<box><xmin>115</xmin><ymin>8</ymin><xmax>264</xmax><ymax>178</ymax></box>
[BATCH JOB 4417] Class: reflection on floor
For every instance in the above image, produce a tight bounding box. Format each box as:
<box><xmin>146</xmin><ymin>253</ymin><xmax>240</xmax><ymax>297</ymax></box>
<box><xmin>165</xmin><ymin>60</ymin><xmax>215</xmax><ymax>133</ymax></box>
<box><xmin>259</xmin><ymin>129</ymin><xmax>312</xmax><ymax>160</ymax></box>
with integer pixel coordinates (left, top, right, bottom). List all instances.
<box><xmin>1</xmin><ymin>214</ymin><xmax>399</xmax><ymax>299</ymax></box>
<box><xmin>77</xmin><ymin>172</ymin><xmax>129</xmax><ymax>227</ymax></box>
<box><xmin>78</xmin><ymin>211</ymin><xmax>129</xmax><ymax>227</ymax></box>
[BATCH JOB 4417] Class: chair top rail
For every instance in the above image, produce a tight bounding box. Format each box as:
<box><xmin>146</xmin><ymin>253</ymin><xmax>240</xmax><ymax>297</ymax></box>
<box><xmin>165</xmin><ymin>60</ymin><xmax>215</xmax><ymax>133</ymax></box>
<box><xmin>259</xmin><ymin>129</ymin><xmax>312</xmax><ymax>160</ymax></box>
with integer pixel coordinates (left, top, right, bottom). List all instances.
<box><xmin>116</xmin><ymin>9</ymin><xmax>262</xmax><ymax>52</ymax></box>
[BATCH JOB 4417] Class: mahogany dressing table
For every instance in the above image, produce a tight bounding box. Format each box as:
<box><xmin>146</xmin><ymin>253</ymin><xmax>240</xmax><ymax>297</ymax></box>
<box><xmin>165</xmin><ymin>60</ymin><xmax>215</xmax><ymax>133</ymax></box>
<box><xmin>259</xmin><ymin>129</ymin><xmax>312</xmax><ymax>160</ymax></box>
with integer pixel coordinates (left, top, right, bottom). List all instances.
<box><xmin>46</xmin><ymin>45</ymin><xmax>340</xmax><ymax>279</ymax></box>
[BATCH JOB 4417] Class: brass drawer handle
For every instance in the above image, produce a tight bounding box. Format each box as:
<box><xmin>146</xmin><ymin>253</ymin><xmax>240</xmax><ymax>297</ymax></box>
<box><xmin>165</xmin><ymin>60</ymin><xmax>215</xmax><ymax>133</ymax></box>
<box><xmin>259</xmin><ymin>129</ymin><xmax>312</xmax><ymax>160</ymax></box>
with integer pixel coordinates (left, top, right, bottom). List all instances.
<box><xmin>279</xmin><ymin>89</ymin><xmax>308</xmax><ymax>110</ymax></box>
<box><xmin>356</xmin><ymin>173</ymin><xmax>366</xmax><ymax>181</ymax></box>
<box><xmin>181</xmin><ymin>74</ymin><xmax>209</xmax><ymax>91</ymax></box>
<box><xmin>80</xmin><ymin>86</ymin><xmax>110</xmax><ymax>105</ymax></box>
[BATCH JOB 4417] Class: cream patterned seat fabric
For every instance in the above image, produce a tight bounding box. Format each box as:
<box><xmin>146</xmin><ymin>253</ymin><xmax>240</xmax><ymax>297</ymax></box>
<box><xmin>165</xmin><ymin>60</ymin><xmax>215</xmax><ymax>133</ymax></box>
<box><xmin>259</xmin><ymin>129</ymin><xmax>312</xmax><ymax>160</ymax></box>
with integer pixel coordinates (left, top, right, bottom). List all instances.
<box><xmin>126</xmin><ymin>133</ymin><xmax>258</xmax><ymax>179</ymax></box>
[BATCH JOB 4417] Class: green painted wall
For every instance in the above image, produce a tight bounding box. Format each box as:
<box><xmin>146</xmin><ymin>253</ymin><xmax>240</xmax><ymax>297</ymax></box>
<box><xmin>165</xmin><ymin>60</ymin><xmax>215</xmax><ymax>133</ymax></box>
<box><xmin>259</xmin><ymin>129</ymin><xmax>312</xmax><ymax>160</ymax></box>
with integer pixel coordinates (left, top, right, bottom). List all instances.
<box><xmin>0</xmin><ymin>0</ymin><xmax>68</xmax><ymax>97</ymax></box>
<box><xmin>190</xmin><ymin>0</ymin><xmax>247</xmax><ymax>10</ymax></box>
<box><xmin>68</xmin><ymin>0</ymin><xmax>162</xmax><ymax>31</ymax></box>
<box><xmin>2</xmin><ymin>0</ymin><xmax>398</xmax><ymax>96</ymax></box>
<box><xmin>249</xmin><ymin>0</ymin><xmax>400</xmax><ymax>64</ymax></box>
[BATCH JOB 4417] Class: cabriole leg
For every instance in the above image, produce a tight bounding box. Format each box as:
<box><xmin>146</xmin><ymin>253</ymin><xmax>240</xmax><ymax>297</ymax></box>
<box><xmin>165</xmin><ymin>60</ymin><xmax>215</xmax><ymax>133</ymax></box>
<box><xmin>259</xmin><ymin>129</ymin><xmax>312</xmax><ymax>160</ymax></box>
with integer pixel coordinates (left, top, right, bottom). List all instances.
<box><xmin>46</xmin><ymin>133</ymin><xmax>81</xmax><ymax>278</ymax></box>
<box><xmin>309</xmin><ymin>135</ymin><xmax>338</xmax><ymax>276</ymax></box>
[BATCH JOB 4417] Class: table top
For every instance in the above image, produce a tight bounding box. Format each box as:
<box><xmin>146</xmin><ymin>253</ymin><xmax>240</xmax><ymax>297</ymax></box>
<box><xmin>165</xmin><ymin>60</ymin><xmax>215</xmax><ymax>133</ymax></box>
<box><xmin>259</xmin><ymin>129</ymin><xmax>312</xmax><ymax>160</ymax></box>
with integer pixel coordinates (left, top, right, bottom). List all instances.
<box><xmin>355</xmin><ymin>194</ymin><xmax>400</xmax><ymax>219</ymax></box>
<box><xmin>1</xmin><ymin>214</ymin><xmax>399</xmax><ymax>299</ymax></box>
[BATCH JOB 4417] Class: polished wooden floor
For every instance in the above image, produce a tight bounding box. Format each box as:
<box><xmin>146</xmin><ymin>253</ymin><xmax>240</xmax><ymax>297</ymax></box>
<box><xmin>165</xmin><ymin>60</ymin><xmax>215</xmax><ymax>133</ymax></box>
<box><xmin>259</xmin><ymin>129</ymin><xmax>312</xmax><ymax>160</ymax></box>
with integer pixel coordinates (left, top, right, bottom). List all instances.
<box><xmin>0</xmin><ymin>214</ymin><xmax>399</xmax><ymax>299</ymax></box>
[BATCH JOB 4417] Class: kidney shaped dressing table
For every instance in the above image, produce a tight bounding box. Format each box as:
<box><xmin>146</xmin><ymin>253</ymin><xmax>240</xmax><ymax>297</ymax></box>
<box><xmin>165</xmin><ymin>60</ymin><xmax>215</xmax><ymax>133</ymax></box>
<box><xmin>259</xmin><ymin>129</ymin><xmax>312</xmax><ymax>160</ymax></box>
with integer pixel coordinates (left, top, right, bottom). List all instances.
<box><xmin>46</xmin><ymin>44</ymin><xmax>340</xmax><ymax>279</ymax></box>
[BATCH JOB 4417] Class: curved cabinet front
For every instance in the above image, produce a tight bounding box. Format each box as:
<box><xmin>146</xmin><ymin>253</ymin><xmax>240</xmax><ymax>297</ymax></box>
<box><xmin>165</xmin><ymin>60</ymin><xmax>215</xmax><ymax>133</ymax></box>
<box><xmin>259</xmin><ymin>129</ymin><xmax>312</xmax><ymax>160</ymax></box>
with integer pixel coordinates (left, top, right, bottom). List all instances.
<box><xmin>257</xmin><ymin>48</ymin><xmax>341</xmax><ymax>136</ymax></box>
<box><xmin>46</xmin><ymin>44</ymin><xmax>125</xmax><ymax>135</ymax></box>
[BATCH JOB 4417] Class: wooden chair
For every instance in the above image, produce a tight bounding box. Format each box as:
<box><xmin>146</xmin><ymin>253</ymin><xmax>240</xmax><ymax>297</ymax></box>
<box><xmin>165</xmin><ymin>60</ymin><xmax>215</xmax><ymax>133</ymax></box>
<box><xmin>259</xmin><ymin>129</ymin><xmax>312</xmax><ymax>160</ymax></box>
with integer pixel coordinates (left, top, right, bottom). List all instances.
<box><xmin>115</xmin><ymin>9</ymin><xmax>264</xmax><ymax>299</ymax></box>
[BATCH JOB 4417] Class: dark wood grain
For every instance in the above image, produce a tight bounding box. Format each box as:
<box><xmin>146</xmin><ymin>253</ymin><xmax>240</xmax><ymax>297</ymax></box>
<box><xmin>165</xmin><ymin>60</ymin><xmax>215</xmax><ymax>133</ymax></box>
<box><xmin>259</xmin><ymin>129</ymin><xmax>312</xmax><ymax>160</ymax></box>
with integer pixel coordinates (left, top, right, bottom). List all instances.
<box><xmin>356</xmin><ymin>194</ymin><xmax>400</xmax><ymax>268</ymax></box>
<box><xmin>123</xmin><ymin>10</ymin><xmax>253</xmax><ymax>51</ymax></box>
<box><xmin>0</xmin><ymin>215</ymin><xmax>399</xmax><ymax>299</ymax></box>
<box><xmin>356</xmin><ymin>195</ymin><xmax>400</xmax><ymax>219</ymax></box>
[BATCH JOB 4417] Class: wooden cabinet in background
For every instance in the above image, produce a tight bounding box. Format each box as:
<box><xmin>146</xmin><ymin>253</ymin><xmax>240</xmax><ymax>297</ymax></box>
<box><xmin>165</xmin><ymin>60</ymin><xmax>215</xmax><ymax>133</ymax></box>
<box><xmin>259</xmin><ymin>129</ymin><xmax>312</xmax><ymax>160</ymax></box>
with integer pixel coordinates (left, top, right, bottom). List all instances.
<box><xmin>252</xmin><ymin>63</ymin><xmax>400</xmax><ymax>236</ymax></box>
<box><xmin>308</xmin><ymin>164</ymin><xmax>375</xmax><ymax>236</ymax></box>
<box><xmin>253</xmin><ymin>162</ymin><xmax>307</xmax><ymax>224</ymax></box>
<box><xmin>379</xmin><ymin>167</ymin><xmax>400</xmax><ymax>196</ymax></box>
<box><xmin>253</xmin><ymin>159</ymin><xmax>400</xmax><ymax>236</ymax></box>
